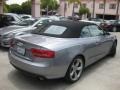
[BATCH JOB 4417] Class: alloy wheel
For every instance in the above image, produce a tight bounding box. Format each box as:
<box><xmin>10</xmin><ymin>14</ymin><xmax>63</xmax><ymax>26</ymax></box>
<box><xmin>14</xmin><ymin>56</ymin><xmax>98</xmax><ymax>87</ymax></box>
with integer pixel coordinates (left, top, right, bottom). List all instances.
<box><xmin>69</xmin><ymin>58</ymin><xmax>83</xmax><ymax>81</ymax></box>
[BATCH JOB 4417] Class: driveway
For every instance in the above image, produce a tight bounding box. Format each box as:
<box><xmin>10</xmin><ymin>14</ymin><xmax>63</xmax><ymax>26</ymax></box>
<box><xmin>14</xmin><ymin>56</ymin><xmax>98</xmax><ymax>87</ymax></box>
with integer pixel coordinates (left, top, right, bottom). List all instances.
<box><xmin>0</xmin><ymin>33</ymin><xmax>120</xmax><ymax>90</ymax></box>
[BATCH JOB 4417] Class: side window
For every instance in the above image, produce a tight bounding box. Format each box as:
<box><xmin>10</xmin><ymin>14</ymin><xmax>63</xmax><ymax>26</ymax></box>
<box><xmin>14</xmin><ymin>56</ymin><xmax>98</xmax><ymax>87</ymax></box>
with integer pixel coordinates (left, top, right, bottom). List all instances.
<box><xmin>6</xmin><ymin>15</ymin><xmax>15</xmax><ymax>21</ymax></box>
<box><xmin>22</xmin><ymin>16</ymin><xmax>29</xmax><ymax>19</ymax></box>
<box><xmin>80</xmin><ymin>26</ymin><xmax>91</xmax><ymax>38</ymax></box>
<box><xmin>88</xmin><ymin>25</ymin><xmax>104</xmax><ymax>37</ymax></box>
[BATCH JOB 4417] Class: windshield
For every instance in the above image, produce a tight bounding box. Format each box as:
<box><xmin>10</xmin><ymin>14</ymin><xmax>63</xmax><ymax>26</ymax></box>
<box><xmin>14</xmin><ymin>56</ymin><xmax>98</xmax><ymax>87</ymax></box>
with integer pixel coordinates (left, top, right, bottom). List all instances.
<box><xmin>15</xmin><ymin>19</ymin><xmax>38</xmax><ymax>26</ymax></box>
<box><xmin>16</xmin><ymin>15</ymin><xmax>23</xmax><ymax>21</ymax></box>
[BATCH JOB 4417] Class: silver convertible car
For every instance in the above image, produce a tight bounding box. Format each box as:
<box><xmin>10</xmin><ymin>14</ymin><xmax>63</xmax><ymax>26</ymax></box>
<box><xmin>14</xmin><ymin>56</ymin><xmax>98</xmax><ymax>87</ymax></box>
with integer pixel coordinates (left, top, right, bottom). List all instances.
<box><xmin>9</xmin><ymin>21</ymin><xmax>117</xmax><ymax>83</ymax></box>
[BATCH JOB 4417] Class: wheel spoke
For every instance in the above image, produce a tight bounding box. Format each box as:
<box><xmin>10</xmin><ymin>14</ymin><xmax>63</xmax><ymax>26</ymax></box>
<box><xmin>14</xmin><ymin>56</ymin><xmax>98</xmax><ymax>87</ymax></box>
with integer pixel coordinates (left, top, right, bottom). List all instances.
<box><xmin>74</xmin><ymin>71</ymin><xmax>78</xmax><ymax>80</ymax></box>
<box><xmin>77</xmin><ymin>66</ymin><xmax>82</xmax><ymax>70</ymax></box>
<box><xmin>75</xmin><ymin>61</ymin><xmax>80</xmax><ymax>67</ymax></box>
<box><xmin>70</xmin><ymin>70</ymin><xmax>74</xmax><ymax>76</ymax></box>
<box><xmin>72</xmin><ymin>64</ymin><xmax>75</xmax><ymax>69</ymax></box>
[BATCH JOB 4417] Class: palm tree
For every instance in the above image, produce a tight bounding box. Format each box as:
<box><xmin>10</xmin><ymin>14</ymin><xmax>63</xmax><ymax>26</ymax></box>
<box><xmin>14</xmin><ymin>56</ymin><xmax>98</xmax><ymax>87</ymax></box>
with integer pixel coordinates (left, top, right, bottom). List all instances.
<box><xmin>92</xmin><ymin>0</ymin><xmax>95</xmax><ymax>18</ymax></box>
<box><xmin>41</xmin><ymin>0</ymin><xmax>58</xmax><ymax>15</ymax></box>
<box><xmin>79</xmin><ymin>6</ymin><xmax>90</xmax><ymax>18</ymax></box>
<box><xmin>103</xmin><ymin>0</ymin><xmax>106</xmax><ymax>21</ymax></box>
<box><xmin>50</xmin><ymin>0</ymin><xmax>58</xmax><ymax>15</ymax></box>
<box><xmin>63</xmin><ymin>1</ymin><xmax>67</xmax><ymax>17</ymax></box>
<box><xmin>67</xmin><ymin>0</ymin><xmax>81</xmax><ymax>17</ymax></box>
<box><xmin>116</xmin><ymin>0</ymin><xmax>120</xmax><ymax>20</ymax></box>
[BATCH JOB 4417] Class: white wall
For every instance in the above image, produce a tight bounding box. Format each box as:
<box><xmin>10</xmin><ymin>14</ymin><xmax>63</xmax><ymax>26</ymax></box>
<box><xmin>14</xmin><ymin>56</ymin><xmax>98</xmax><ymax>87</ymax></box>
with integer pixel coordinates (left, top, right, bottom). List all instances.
<box><xmin>31</xmin><ymin>0</ymin><xmax>40</xmax><ymax>18</ymax></box>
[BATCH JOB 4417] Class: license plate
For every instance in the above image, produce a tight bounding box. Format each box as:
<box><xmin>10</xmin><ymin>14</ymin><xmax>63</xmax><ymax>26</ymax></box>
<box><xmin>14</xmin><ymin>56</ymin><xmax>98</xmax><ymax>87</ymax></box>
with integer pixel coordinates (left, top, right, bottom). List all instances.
<box><xmin>16</xmin><ymin>46</ymin><xmax>25</xmax><ymax>55</ymax></box>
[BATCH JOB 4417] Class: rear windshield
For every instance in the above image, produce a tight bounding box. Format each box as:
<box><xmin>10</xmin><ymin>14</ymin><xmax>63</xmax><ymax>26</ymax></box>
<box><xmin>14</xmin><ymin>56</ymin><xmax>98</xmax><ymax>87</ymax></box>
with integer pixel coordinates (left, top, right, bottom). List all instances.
<box><xmin>44</xmin><ymin>25</ymin><xmax>66</xmax><ymax>35</ymax></box>
<box><xmin>32</xmin><ymin>24</ymin><xmax>81</xmax><ymax>38</ymax></box>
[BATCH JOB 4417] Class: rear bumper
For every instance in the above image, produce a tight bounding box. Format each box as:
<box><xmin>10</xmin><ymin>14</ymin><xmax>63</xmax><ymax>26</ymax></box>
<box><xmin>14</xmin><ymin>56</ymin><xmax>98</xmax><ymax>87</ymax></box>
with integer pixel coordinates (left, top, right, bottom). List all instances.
<box><xmin>8</xmin><ymin>50</ymin><xmax>65</xmax><ymax>79</ymax></box>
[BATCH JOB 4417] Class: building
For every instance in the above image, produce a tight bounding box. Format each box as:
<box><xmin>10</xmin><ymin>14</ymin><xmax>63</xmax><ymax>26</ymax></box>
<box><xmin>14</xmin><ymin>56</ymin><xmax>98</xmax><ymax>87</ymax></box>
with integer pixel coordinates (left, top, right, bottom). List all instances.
<box><xmin>0</xmin><ymin>0</ymin><xmax>40</xmax><ymax>17</ymax></box>
<box><xmin>31</xmin><ymin>0</ymin><xmax>40</xmax><ymax>17</ymax></box>
<box><xmin>59</xmin><ymin>0</ymin><xmax>120</xmax><ymax>20</ymax></box>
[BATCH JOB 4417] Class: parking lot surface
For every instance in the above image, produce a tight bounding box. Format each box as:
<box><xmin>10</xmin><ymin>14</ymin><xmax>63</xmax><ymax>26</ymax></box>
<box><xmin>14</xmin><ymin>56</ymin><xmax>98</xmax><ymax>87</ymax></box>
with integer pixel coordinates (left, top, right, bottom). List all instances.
<box><xmin>0</xmin><ymin>33</ymin><xmax>120</xmax><ymax>90</ymax></box>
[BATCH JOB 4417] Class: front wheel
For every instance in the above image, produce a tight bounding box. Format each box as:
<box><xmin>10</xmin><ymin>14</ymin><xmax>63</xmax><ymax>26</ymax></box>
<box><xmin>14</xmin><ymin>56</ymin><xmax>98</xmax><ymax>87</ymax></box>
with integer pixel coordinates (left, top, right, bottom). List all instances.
<box><xmin>65</xmin><ymin>56</ymin><xmax>84</xmax><ymax>83</ymax></box>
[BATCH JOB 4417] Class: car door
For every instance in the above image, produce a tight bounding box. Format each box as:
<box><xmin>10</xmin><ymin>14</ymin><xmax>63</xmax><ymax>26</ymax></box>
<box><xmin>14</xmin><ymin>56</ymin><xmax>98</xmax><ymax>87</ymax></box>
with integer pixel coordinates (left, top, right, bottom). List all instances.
<box><xmin>80</xmin><ymin>26</ymin><xmax>103</xmax><ymax>65</ymax></box>
<box><xmin>96</xmin><ymin>26</ymin><xmax>113</xmax><ymax>55</ymax></box>
<box><xmin>88</xmin><ymin>25</ymin><xmax>110</xmax><ymax>61</ymax></box>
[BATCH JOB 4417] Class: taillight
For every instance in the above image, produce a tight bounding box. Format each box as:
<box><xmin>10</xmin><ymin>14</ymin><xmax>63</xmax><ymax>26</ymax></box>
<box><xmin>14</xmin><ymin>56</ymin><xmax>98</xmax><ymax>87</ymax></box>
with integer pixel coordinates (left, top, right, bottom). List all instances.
<box><xmin>31</xmin><ymin>48</ymin><xmax>55</xmax><ymax>58</ymax></box>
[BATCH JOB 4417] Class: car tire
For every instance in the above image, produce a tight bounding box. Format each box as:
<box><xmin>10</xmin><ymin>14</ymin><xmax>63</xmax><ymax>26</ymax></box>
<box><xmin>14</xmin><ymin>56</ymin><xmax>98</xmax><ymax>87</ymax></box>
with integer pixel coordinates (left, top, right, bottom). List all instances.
<box><xmin>109</xmin><ymin>42</ymin><xmax>117</xmax><ymax>57</ymax></box>
<box><xmin>113</xmin><ymin>27</ymin><xmax>117</xmax><ymax>32</ymax></box>
<box><xmin>65</xmin><ymin>56</ymin><xmax>84</xmax><ymax>83</ymax></box>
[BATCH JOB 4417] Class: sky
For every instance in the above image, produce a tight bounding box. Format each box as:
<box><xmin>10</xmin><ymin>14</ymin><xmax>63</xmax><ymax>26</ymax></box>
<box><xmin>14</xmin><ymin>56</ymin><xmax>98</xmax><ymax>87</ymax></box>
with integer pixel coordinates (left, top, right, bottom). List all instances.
<box><xmin>6</xmin><ymin>0</ymin><xmax>28</xmax><ymax>5</ymax></box>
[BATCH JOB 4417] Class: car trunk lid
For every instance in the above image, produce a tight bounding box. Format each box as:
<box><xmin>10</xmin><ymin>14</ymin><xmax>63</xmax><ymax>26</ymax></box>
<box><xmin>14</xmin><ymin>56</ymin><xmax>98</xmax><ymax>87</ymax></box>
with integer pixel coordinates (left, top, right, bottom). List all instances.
<box><xmin>10</xmin><ymin>34</ymin><xmax>71</xmax><ymax>62</ymax></box>
<box><xmin>14</xmin><ymin>34</ymin><xmax>70</xmax><ymax>50</ymax></box>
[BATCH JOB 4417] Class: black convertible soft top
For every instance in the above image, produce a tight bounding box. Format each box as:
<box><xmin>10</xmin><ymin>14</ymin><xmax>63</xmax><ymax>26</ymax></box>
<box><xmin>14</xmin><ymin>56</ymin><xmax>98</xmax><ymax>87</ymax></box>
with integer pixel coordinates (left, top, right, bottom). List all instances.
<box><xmin>33</xmin><ymin>20</ymin><xmax>96</xmax><ymax>38</ymax></box>
<box><xmin>46</xmin><ymin>20</ymin><xmax>95</xmax><ymax>30</ymax></box>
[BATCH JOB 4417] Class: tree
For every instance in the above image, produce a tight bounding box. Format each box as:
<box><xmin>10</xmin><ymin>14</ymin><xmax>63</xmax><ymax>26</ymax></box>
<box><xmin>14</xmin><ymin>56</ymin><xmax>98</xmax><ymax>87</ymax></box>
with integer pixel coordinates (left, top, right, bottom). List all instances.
<box><xmin>9</xmin><ymin>4</ymin><xmax>22</xmax><ymax>14</ymax></box>
<box><xmin>67</xmin><ymin>0</ymin><xmax>81</xmax><ymax>17</ymax></box>
<box><xmin>21</xmin><ymin>0</ymin><xmax>31</xmax><ymax>14</ymax></box>
<box><xmin>103</xmin><ymin>0</ymin><xmax>106</xmax><ymax>21</ymax></box>
<box><xmin>49</xmin><ymin>0</ymin><xmax>59</xmax><ymax>15</ymax></box>
<box><xmin>3</xmin><ymin>5</ymin><xmax>8</xmax><ymax>13</ymax></box>
<box><xmin>116</xmin><ymin>0</ymin><xmax>120</xmax><ymax>20</ymax></box>
<box><xmin>7</xmin><ymin>1</ymin><xmax>31</xmax><ymax>14</ymax></box>
<box><xmin>3</xmin><ymin>2</ymin><xmax>9</xmax><ymax>13</ymax></box>
<box><xmin>79</xmin><ymin>6</ymin><xmax>90</xmax><ymax>19</ymax></box>
<box><xmin>92</xmin><ymin>0</ymin><xmax>95</xmax><ymax>18</ymax></box>
<box><xmin>41</xmin><ymin>0</ymin><xmax>59</xmax><ymax>15</ymax></box>
<box><xmin>63</xmin><ymin>2</ymin><xmax>67</xmax><ymax>16</ymax></box>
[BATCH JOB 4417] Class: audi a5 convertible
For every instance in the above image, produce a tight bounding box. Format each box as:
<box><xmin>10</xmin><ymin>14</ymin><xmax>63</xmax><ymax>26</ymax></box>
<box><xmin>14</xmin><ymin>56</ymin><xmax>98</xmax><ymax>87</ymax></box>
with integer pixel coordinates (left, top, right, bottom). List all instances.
<box><xmin>9</xmin><ymin>21</ymin><xmax>117</xmax><ymax>83</ymax></box>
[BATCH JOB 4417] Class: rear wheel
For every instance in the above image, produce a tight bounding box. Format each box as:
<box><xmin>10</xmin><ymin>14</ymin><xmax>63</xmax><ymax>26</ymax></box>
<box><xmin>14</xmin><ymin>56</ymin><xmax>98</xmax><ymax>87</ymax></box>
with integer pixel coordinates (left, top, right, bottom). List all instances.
<box><xmin>109</xmin><ymin>42</ymin><xmax>117</xmax><ymax>57</ymax></box>
<box><xmin>65</xmin><ymin>56</ymin><xmax>84</xmax><ymax>83</ymax></box>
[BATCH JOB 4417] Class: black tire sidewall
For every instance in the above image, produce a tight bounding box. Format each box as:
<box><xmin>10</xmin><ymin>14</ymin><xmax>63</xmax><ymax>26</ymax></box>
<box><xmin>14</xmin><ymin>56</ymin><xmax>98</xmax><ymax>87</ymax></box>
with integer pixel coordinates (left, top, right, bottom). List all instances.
<box><xmin>109</xmin><ymin>42</ymin><xmax>117</xmax><ymax>56</ymax></box>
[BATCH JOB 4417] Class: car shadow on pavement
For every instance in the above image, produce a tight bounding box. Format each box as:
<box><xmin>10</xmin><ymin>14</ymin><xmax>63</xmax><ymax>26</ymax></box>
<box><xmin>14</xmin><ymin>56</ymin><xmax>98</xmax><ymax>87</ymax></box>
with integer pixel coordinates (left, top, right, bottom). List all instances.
<box><xmin>8</xmin><ymin>70</ymin><xmax>71</xmax><ymax>90</ymax></box>
<box><xmin>7</xmin><ymin>56</ymin><xmax>113</xmax><ymax>90</ymax></box>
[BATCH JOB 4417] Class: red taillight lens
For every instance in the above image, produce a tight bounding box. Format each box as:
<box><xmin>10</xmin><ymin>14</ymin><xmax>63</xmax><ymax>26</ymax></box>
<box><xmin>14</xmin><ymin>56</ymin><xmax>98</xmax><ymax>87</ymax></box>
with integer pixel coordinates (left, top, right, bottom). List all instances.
<box><xmin>31</xmin><ymin>48</ymin><xmax>55</xmax><ymax>58</ymax></box>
